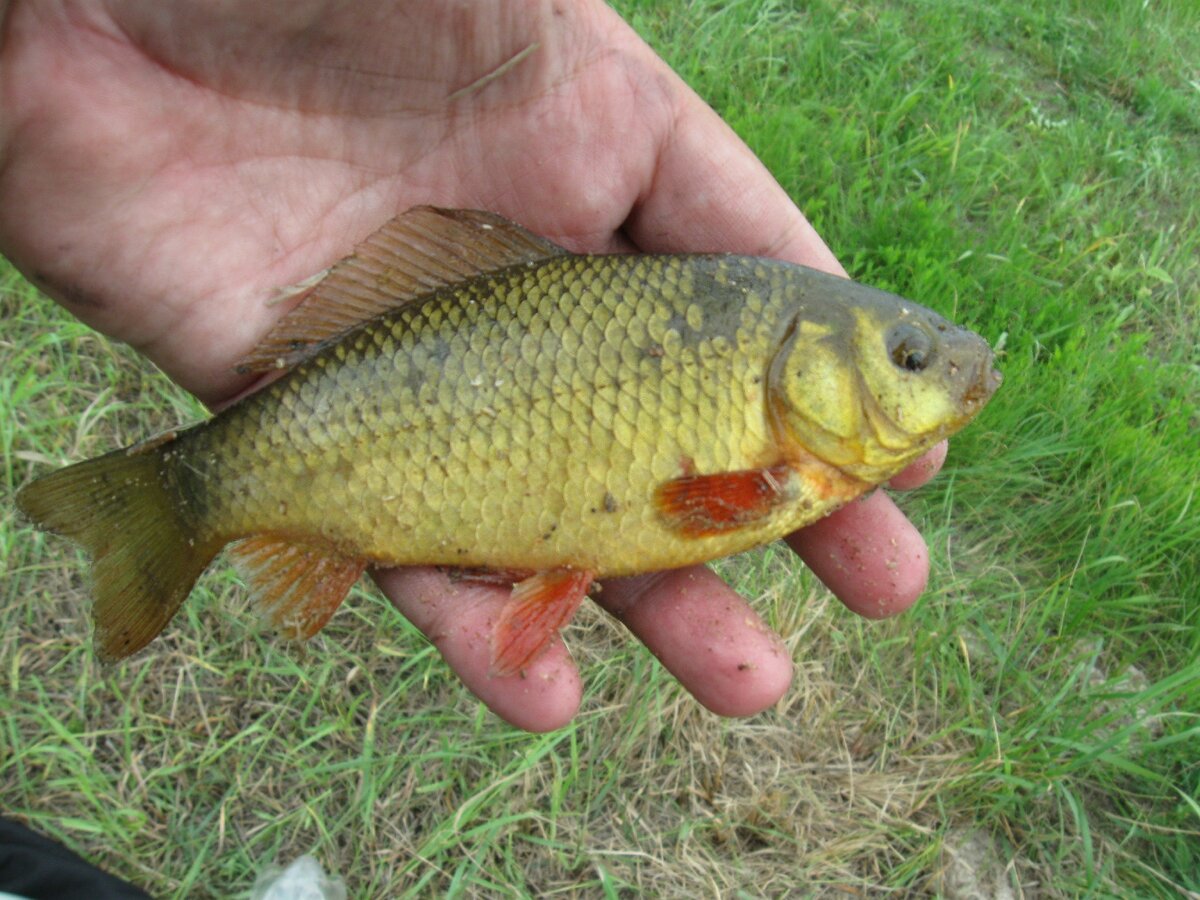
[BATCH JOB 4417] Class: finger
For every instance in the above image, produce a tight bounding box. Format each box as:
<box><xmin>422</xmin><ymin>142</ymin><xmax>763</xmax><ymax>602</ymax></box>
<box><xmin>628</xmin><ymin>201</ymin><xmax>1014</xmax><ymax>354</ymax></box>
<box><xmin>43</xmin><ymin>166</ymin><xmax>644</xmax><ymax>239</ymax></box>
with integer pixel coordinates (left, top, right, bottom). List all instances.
<box><xmin>371</xmin><ymin>567</ymin><xmax>582</xmax><ymax>732</ymax></box>
<box><xmin>888</xmin><ymin>441</ymin><xmax>947</xmax><ymax>491</ymax></box>
<box><xmin>789</xmin><ymin>445</ymin><xmax>943</xmax><ymax>617</ymax></box>
<box><xmin>596</xmin><ymin>565</ymin><xmax>792</xmax><ymax>717</ymax></box>
<box><xmin>622</xmin><ymin>82</ymin><xmax>843</xmax><ymax>275</ymax></box>
<box><xmin>785</xmin><ymin>491</ymin><xmax>929</xmax><ymax>620</ymax></box>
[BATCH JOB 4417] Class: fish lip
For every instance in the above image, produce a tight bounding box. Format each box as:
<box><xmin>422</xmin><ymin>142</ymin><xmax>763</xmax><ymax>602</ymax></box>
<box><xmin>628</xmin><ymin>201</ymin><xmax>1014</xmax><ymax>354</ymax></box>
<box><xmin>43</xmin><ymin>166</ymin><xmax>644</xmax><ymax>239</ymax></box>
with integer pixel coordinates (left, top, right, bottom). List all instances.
<box><xmin>961</xmin><ymin>358</ymin><xmax>1002</xmax><ymax>411</ymax></box>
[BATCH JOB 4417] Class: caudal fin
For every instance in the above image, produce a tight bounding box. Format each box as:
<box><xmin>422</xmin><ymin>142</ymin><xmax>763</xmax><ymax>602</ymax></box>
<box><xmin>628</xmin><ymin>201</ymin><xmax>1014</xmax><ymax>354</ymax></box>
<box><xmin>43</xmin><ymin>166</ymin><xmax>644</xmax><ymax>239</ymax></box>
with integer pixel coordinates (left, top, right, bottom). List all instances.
<box><xmin>16</xmin><ymin>441</ymin><xmax>220</xmax><ymax>661</ymax></box>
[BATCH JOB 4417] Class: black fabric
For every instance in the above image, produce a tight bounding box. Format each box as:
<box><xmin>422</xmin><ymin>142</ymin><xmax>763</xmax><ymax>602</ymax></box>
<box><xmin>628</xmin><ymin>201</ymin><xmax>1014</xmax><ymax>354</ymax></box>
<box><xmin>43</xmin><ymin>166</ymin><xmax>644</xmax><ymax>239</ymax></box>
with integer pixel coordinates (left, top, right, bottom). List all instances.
<box><xmin>0</xmin><ymin>818</ymin><xmax>151</xmax><ymax>899</ymax></box>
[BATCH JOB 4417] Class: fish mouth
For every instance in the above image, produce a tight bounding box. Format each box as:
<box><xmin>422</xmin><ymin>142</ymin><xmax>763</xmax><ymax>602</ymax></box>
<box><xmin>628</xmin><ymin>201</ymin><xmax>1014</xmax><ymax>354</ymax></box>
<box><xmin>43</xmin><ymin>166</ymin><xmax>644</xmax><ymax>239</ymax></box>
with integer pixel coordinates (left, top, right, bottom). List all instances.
<box><xmin>961</xmin><ymin>360</ymin><xmax>1002</xmax><ymax>413</ymax></box>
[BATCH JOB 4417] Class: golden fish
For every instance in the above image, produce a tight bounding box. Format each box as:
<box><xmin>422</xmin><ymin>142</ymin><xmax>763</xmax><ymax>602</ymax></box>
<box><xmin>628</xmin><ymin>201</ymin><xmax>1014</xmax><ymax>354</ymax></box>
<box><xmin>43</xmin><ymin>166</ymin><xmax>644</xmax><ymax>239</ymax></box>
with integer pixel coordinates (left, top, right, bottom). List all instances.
<box><xmin>16</xmin><ymin>207</ymin><xmax>1000</xmax><ymax>674</ymax></box>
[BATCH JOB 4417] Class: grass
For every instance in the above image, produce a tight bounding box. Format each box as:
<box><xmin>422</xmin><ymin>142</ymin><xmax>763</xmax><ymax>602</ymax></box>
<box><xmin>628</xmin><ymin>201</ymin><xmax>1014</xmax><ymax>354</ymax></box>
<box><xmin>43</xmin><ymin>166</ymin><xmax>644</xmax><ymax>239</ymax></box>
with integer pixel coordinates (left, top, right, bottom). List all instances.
<box><xmin>3</xmin><ymin>0</ymin><xmax>1198</xmax><ymax>896</ymax></box>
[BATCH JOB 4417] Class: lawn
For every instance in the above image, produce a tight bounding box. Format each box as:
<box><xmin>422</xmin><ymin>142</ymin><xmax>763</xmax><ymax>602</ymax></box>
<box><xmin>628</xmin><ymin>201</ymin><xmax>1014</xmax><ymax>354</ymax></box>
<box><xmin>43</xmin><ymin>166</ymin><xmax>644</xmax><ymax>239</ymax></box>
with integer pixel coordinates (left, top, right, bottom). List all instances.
<box><xmin>2</xmin><ymin>0</ymin><xmax>1197</xmax><ymax>896</ymax></box>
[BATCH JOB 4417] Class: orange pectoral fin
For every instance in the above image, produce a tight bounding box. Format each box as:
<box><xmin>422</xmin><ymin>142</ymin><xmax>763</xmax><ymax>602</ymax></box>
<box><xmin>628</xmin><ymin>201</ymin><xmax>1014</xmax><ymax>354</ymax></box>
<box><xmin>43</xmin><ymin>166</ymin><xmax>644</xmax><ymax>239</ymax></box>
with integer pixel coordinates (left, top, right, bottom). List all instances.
<box><xmin>227</xmin><ymin>535</ymin><xmax>367</xmax><ymax>640</ymax></box>
<box><xmin>491</xmin><ymin>568</ymin><xmax>594</xmax><ymax>677</ymax></box>
<box><xmin>654</xmin><ymin>463</ymin><xmax>797</xmax><ymax>538</ymax></box>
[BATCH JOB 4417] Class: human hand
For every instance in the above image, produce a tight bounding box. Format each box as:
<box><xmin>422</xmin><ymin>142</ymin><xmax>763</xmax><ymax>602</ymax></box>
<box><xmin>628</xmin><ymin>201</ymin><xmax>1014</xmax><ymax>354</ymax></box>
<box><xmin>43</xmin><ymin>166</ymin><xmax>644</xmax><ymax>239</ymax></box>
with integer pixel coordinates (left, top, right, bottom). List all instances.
<box><xmin>0</xmin><ymin>0</ymin><xmax>944</xmax><ymax>730</ymax></box>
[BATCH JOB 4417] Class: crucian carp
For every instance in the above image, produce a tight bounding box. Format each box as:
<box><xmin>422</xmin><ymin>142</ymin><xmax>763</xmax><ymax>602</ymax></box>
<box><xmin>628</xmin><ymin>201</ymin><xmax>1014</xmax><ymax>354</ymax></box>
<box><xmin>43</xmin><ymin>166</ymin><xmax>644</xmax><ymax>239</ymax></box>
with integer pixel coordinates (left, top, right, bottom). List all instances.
<box><xmin>17</xmin><ymin>207</ymin><xmax>1001</xmax><ymax>675</ymax></box>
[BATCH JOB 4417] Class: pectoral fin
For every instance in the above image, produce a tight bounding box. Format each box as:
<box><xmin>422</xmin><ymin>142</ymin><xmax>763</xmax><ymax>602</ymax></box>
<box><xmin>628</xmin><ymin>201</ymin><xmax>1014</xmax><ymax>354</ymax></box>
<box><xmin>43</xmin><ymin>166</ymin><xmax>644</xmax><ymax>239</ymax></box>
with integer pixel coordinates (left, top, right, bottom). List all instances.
<box><xmin>491</xmin><ymin>568</ymin><xmax>594</xmax><ymax>677</ymax></box>
<box><xmin>654</xmin><ymin>463</ymin><xmax>798</xmax><ymax>537</ymax></box>
<box><xmin>227</xmin><ymin>536</ymin><xmax>367</xmax><ymax>640</ymax></box>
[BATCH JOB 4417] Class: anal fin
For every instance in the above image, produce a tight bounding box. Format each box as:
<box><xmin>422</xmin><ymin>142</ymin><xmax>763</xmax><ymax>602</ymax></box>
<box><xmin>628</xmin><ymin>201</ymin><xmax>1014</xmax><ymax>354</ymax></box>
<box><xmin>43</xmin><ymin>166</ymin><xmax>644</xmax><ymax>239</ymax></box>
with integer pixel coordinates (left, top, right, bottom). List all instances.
<box><xmin>654</xmin><ymin>463</ymin><xmax>798</xmax><ymax>537</ymax></box>
<box><xmin>227</xmin><ymin>535</ymin><xmax>366</xmax><ymax>640</ymax></box>
<box><xmin>491</xmin><ymin>568</ymin><xmax>594</xmax><ymax>677</ymax></box>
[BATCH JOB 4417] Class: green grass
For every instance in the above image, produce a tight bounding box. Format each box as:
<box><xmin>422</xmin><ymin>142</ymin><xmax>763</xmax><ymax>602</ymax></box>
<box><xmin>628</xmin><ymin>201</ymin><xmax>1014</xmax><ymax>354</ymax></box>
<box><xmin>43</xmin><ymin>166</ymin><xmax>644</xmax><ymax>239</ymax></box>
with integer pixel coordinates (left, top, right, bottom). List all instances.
<box><xmin>3</xmin><ymin>0</ymin><xmax>1198</xmax><ymax>896</ymax></box>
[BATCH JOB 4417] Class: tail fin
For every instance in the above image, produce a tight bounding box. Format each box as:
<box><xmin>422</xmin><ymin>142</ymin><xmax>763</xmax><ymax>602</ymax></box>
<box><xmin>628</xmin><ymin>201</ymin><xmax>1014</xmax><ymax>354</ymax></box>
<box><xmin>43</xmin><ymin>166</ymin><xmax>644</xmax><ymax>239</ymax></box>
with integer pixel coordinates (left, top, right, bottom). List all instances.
<box><xmin>16</xmin><ymin>440</ymin><xmax>221</xmax><ymax>661</ymax></box>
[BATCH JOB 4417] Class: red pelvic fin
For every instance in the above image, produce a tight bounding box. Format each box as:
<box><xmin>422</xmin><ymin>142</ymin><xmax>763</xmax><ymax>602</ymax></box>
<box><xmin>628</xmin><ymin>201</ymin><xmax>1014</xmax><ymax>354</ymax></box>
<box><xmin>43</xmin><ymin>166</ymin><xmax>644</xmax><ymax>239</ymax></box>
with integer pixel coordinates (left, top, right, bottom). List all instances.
<box><xmin>227</xmin><ymin>535</ymin><xmax>367</xmax><ymax>640</ymax></box>
<box><xmin>491</xmin><ymin>568</ymin><xmax>594</xmax><ymax>677</ymax></box>
<box><xmin>654</xmin><ymin>463</ymin><xmax>797</xmax><ymax>538</ymax></box>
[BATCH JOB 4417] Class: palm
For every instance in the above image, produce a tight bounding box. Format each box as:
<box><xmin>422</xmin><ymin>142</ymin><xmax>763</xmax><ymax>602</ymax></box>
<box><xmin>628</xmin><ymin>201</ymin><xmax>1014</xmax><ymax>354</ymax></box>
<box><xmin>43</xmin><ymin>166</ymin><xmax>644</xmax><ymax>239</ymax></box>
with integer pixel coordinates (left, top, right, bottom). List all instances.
<box><xmin>2</xmin><ymin>0</ymin><xmax>939</xmax><ymax>731</ymax></box>
<box><xmin>2</xmin><ymin>2</ymin><xmax>809</xmax><ymax>402</ymax></box>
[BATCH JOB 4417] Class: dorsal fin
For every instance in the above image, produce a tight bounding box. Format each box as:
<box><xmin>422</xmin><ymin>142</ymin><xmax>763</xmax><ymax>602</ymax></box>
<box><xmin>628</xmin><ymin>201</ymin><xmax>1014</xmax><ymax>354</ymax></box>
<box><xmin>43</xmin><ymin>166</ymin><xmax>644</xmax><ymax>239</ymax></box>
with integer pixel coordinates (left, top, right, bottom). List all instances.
<box><xmin>236</xmin><ymin>207</ymin><xmax>568</xmax><ymax>373</ymax></box>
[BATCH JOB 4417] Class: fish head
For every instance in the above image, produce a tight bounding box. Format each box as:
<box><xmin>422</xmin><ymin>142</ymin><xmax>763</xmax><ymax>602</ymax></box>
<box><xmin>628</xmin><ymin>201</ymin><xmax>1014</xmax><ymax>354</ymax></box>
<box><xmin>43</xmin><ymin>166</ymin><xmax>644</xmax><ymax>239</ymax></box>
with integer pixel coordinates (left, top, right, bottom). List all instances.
<box><xmin>767</xmin><ymin>283</ymin><xmax>1001</xmax><ymax>483</ymax></box>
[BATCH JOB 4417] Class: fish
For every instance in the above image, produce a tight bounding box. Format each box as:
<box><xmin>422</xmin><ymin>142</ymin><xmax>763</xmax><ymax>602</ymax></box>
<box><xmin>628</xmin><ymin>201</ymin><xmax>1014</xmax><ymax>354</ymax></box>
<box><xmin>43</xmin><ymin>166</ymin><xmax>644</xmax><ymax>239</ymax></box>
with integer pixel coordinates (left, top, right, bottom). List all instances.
<box><xmin>15</xmin><ymin>207</ymin><xmax>1001</xmax><ymax>675</ymax></box>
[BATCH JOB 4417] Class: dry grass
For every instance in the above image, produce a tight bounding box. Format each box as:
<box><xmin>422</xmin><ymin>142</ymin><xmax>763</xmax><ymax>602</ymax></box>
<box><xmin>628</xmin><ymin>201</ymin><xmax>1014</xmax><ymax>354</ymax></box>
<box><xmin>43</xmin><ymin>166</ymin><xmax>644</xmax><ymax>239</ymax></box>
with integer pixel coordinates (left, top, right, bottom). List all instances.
<box><xmin>3</xmin><ymin>531</ymin><xmax>993</xmax><ymax>896</ymax></box>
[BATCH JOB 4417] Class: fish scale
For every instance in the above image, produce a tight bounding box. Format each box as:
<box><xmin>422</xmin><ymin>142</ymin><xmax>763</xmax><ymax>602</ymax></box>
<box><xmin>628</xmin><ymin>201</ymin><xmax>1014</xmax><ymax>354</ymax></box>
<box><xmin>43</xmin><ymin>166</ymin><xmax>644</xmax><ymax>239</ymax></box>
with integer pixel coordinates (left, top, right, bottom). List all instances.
<box><xmin>176</xmin><ymin>254</ymin><xmax>789</xmax><ymax>575</ymax></box>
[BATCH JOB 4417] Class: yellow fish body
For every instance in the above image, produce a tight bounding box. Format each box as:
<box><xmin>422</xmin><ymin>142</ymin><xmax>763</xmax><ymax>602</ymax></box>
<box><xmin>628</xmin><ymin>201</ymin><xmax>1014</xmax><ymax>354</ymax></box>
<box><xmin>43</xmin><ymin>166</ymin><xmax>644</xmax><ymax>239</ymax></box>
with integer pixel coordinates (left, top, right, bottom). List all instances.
<box><xmin>17</xmin><ymin>208</ymin><xmax>1000</xmax><ymax>673</ymax></box>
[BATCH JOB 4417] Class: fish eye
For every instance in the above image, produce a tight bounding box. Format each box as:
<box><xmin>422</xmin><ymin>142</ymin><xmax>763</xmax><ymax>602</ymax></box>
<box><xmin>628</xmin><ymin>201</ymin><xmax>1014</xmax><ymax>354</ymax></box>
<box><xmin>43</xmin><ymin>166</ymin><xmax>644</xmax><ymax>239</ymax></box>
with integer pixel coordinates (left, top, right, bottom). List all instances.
<box><xmin>887</xmin><ymin>323</ymin><xmax>934</xmax><ymax>373</ymax></box>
